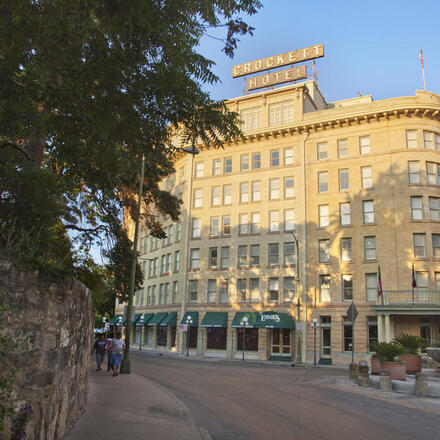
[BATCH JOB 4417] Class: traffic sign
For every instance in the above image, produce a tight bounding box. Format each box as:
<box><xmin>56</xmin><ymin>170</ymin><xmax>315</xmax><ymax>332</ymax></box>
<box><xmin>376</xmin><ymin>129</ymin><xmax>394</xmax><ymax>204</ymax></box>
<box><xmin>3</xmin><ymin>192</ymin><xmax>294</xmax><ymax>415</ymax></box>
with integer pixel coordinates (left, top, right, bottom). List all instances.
<box><xmin>346</xmin><ymin>302</ymin><xmax>358</xmax><ymax>323</ymax></box>
<box><xmin>180</xmin><ymin>324</ymin><xmax>188</xmax><ymax>332</ymax></box>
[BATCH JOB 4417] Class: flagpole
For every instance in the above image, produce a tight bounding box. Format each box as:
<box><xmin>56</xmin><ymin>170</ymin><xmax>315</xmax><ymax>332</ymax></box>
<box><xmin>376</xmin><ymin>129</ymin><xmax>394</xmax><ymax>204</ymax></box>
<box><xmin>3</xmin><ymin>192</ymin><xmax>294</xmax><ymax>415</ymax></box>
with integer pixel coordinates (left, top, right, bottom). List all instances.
<box><xmin>420</xmin><ymin>47</ymin><xmax>426</xmax><ymax>91</ymax></box>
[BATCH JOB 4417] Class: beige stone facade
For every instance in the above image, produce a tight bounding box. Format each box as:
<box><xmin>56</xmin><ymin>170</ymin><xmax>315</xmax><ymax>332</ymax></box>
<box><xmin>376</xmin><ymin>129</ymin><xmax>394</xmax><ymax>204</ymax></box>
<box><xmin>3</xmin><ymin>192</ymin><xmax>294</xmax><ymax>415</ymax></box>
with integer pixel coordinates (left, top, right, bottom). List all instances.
<box><xmin>117</xmin><ymin>81</ymin><xmax>440</xmax><ymax>366</ymax></box>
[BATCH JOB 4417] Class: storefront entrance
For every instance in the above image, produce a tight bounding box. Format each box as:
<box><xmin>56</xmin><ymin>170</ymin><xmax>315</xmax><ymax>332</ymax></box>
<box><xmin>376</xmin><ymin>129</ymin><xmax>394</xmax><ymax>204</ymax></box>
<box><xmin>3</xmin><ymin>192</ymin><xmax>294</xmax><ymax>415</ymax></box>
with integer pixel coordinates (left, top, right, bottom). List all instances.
<box><xmin>271</xmin><ymin>328</ymin><xmax>291</xmax><ymax>356</ymax></box>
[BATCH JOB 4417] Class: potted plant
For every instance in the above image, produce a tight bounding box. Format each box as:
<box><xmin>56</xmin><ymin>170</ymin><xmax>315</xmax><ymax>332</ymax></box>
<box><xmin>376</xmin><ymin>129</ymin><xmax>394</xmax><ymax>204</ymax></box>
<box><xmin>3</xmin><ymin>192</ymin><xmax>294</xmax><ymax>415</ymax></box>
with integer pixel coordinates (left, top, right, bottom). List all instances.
<box><xmin>393</xmin><ymin>333</ymin><xmax>424</xmax><ymax>374</ymax></box>
<box><xmin>372</xmin><ymin>342</ymin><xmax>406</xmax><ymax>380</ymax></box>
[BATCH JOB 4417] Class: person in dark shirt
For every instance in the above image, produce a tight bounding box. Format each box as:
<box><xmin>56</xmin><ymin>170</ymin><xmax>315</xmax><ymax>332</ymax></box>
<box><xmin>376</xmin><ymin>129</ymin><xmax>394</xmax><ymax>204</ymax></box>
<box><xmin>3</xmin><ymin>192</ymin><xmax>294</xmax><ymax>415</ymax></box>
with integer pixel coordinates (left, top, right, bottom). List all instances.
<box><xmin>91</xmin><ymin>333</ymin><xmax>107</xmax><ymax>371</ymax></box>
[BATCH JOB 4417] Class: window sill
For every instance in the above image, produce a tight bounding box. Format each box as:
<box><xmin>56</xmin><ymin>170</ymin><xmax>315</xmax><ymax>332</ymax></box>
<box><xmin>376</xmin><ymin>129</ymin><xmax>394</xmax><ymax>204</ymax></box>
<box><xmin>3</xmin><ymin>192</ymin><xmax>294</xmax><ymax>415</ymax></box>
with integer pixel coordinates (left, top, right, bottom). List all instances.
<box><xmin>362</xmin><ymin>223</ymin><xmax>377</xmax><ymax>226</ymax></box>
<box><xmin>361</xmin><ymin>187</ymin><xmax>374</xmax><ymax>191</ymax></box>
<box><xmin>363</xmin><ymin>260</ymin><xmax>377</xmax><ymax>263</ymax></box>
<box><xmin>340</xmin><ymin>224</ymin><xmax>353</xmax><ymax>228</ymax></box>
<box><xmin>410</xmin><ymin>219</ymin><xmax>427</xmax><ymax>223</ymax></box>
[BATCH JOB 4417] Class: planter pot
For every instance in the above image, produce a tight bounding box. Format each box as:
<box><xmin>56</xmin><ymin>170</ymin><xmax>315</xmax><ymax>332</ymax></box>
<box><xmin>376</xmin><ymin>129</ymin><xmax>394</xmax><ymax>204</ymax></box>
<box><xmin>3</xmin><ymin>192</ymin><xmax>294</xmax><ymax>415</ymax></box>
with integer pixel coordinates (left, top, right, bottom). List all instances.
<box><xmin>399</xmin><ymin>354</ymin><xmax>421</xmax><ymax>374</ymax></box>
<box><xmin>371</xmin><ymin>356</ymin><xmax>381</xmax><ymax>375</ymax></box>
<box><xmin>381</xmin><ymin>361</ymin><xmax>406</xmax><ymax>380</ymax></box>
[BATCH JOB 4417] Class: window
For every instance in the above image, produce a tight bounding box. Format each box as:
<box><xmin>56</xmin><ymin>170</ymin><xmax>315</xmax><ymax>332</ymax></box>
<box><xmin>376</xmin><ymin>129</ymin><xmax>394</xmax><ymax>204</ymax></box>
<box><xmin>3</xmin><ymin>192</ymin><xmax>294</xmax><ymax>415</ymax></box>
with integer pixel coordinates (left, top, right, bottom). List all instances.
<box><xmin>167</xmin><ymin>225</ymin><xmax>173</xmax><ymax>245</ymax></box>
<box><xmin>222</xmin><ymin>216</ymin><xmax>231</xmax><ymax>235</ymax></box>
<box><xmin>240</xmin><ymin>155</ymin><xmax>249</xmax><ymax>171</ymax></box>
<box><xmin>359</xmin><ymin>136</ymin><xmax>371</xmax><ymax>155</ymax></box>
<box><xmin>364</xmin><ymin>236</ymin><xmax>376</xmax><ymax>261</ymax></box>
<box><xmin>223</xmin><ymin>184</ymin><xmax>232</xmax><ymax>204</ymax></box>
<box><xmin>284</xmin><ymin>277</ymin><xmax>296</xmax><ymax>302</ymax></box>
<box><xmin>211</xmin><ymin>186</ymin><xmax>221</xmax><ymax>206</ymax></box>
<box><xmin>284</xmin><ymin>147</ymin><xmax>294</xmax><ymax>165</ymax></box>
<box><xmin>318</xmin><ymin>171</ymin><xmax>328</xmax><ymax>193</ymax></box>
<box><xmin>241</xmin><ymin>107</ymin><xmax>261</xmax><ymax>131</ymax></box>
<box><xmin>238</xmin><ymin>213</ymin><xmax>249</xmax><ymax>235</ymax></box>
<box><xmin>195</xmin><ymin>162</ymin><xmax>204</xmax><ymax>178</ymax></box>
<box><xmin>361</xmin><ymin>166</ymin><xmax>373</xmax><ymax>189</ymax></box>
<box><xmin>270</xmin><ymin>150</ymin><xmax>280</xmax><ymax>167</ymax></box>
<box><xmin>252</xmin><ymin>153</ymin><xmax>261</xmax><ymax>170</ymax></box>
<box><xmin>157</xmin><ymin>326</ymin><xmax>167</xmax><ymax>346</ymax></box>
<box><xmin>341</xmin><ymin>238</ymin><xmax>352</xmax><ymax>262</ymax></box>
<box><xmin>319</xmin><ymin>204</ymin><xmax>329</xmax><ymax>227</ymax></box>
<box><xmin>192</xmin><ymin>218</ymin><xmax>201</xmax><ymax>238</ymax></box>
<box><xmin>210</xmin><ymin>217</ymin><xmax>219</xmax><ymax>237</ymax></box>
<box><xmin>188</xmin><ymin>280</ymin><xmax>198</xmax><ymax>302</ymax></box>
<box><xmin>219</xmin><ymin>279</ymin><xmax>229</xmax><ymax>302</ymax></box>
<box><xmin>207</xmin><ymin>279</ymin><xmax>216</xmax><ymax>302</ymax></box>
<box><xmin>269</xmin><ymin>179</ymin><xmax>280</xmax><ymax>200</ymax></box>
<box><xmin>410</xmin><ymin>196</ymin><xmax>424</xmax><ymax>220</ymax></box>
<box><xmin>343</xmin><ymin>317</ymin><xmax>353</xmax><ymax>351</ymax></box>
<box><xmin>284</xmin><ymin>242</ymin><xmax>296</xmax><ymax>266</ymax></box>
<box><xmin>164</xmin><ymin>283</ymin><xmax>170</xmax><ymax>304</ymax></box>
<box><xmin>213</xmin><ymin>159</ymin><xmax>222</xmax><ymax>175</ymax></box>
<box><xmin>250</xmin><ymin>244</ymin><xmax>260</xmax><ymax>266</ymax></box>
<box><xmin>319</xmin><ymin>275</ymin><xmax>330</xmax><ymax>302</ymax></box>
<box><xmin>209</xmin><ymin>247</ymin><xmax>218</xmax><ymax>268</ymax></box>
<box><xmin>415</xmin><ymin>271</ymin><xmax>428</xmax><ymax>288</ymax></box>
<box><xmin>238</xmin><ymin>245</ymin><xmax>247</xmax><ymax>267</ymax></box>
<box><xmin>365</xmin><ymin>274</ymin><xmax>377</xmax><ymax>302</ymax></box>
<box><xmin>269</xmin><ymin>101</ymin><xmax>294</xmax><ymax>126</ymax></box>
<box><xmin>413</xmin><ymin>233</ymin><xmax>426</xmax><ymax>258</ymax></box>
<box><xmin>251</xmin><ymin>212</ymin><xmax>260</xmax><ymax>234</ymax></box>
<box><xmin>252</xmin><ymin>181</ymin><xmax>261</xmax><ymax>202</ymax></box>
<box><xmin>240</xmin><ymin>182</ymin><xmax>249</xmax><ymax>203</ymax></box>
<box><xmin>426</xmin><ymin>162</ymin><xmax>440</xmax><ymax>185</ymax></box>
<box><xmin>220</xmin><ymin>246</ymin><xmax>230</xmax><ymax>268</ymax></box>
<box><xmin>193</xmin><ymin>188</ymin><xmax>202</xmax><ymax>208</ymax></box>
<box><xmin>337</xmin><ymin>139</ymin><xmax>348</xmax><ymax>157</ymax></box>
<box><xmin>342</xmin><ymin>275</ymin><xmax>353</xmax><ymax>300</ymax></box>
<box><xmin>406</xmin><ymin>130</ymin><xmax>417</xmax><ymax>148</ymax></box>
<box><xmin>224</xmin><ymin>157</ymin><xmax>232</xmax><ymax>173</ymax></box>
<box><xmin>408</xmin><ymin>161</ymin><xmax>421</xmax><ymax>184</ymax></box>
<box><xmin>237</xmin><ymin>279</ymin><xmax>246</xmax><ymax>302</ymax></box>
<box><xmin>339</xmin><ymin>169</ymin><xmax>349</xmax><ymax>190</ymax></box>
<box><xmin>268</xmin><ymin>243</ymin><xmax>279</xmax><ymax>266</ymax></box>
<box><xmin>207</xmin><ymin>327</ymin><xmax>227</xmax><ymax>350</ymax></box>
<box><xmin>363</xmin><ymin>200</ymin><xmax>375</xmax><ymax>224</ymax></box>
<box><xmin>430</xmin><ymin>197</ymin><xmax>440</xmax><ymax>220</ymax></box>
<box><xmin>176</xmin><ymin>223</ymin><xmax>182</xmax><ymax>242</ymax></box>
<box><xmin>153</xmin><ymin>258</ymin><xmax>158</xmax><ymax>277</ymax></box>
<box><xmin>317</xmin><ymin>142</ymin><xmax>328</xmax><ymax>160</ymax></box>
<box><xmin>160</xmin><ymin>255</ymin><xmax>166</xmax><ymax>275</ymax></box>
<box><xmin>151</xmin><ymin>285</ymin><xmax>156</xmax><ymax>304</ymax></box>
<box><xmin>339</xmin><ymin>202</ymin><xmax>351</xmax><ymax>226</ymax></box>
<box><xmin>172</xmin><ymin>281</ymin><xmax>178</xmax><ymax>303</ymax></box>
<box><xmin>269</xmin><ymin>278</ymin><xmax>279</xmax><ymax>301</ymax></box>
<box><xmin>435</xmin><ymin>272</ymin><xmax>440</xmax><ymax>290</ymax></box>
<box><xmin>433</xmin><ymin>234</ymin><xmax>440</xmax><ymax>258</ymax></box>
<box><xmin>237</xmin><ymin>328</ymin><xmax>258</xmax><ymax>351</ymax></box>
<box><xmin>436</xmin><ymin>133</ymin><xmax>440</xmax><ymax>151</ymax></box>
<box><xmin>269</xmin><ymin>210</ymin><xmax>280</xmax><ymax>232</ymax></box>
<box><xmin>284</xmin><ymin>209</ymin><xmax>295</xmax><ymax>231</ymax></box>
<box><xmin>319</xmin><ymin>239</ymin><xmax>330</xmax><ymax>263</ymax></box>
<box><xmin>190</xmin><ymin>249</ymin><xmax>200</xmax><ymax>269</ymax></box>
<box><xmin>250</xmin><ymin>278</ymin><xmax>261</xmax><ymax>302</ymax></box>
<box><xmin>424</xmin><ymin>131</ymin><xmax>434</xmax><ymax>149</ymax></box>
<box><xmin>166</xmin><ymin>253</ymin><xmax>171</xmax><ymax>273</ymax></box>
<box><xmin>367</xmin><ymin>317</ymin><xmax>378</xmax><ymax>351</ymax></box>
<box><xmin>284</xmin><ymin>177</ymin><xmax>294</xmax><ymax>198</ymax></box>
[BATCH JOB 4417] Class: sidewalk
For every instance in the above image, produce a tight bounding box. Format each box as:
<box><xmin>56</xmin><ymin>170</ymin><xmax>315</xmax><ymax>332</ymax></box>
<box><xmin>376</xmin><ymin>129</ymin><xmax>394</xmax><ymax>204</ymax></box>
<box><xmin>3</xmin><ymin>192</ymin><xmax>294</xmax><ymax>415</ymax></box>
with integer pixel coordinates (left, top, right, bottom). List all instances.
<box><xmin>63</xmin><ymin>363</ymin><xmax>211</xmax><ymax>440</ymax></box>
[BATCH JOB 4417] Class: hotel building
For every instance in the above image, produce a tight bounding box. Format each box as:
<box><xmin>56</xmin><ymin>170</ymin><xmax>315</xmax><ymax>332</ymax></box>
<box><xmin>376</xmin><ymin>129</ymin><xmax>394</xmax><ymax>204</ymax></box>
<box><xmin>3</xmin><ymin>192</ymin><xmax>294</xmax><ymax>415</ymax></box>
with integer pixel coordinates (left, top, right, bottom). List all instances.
<box><xmin>115</xmin><ymin>80</ymin><xmax>440</xmax><ymax>365</ymax></box>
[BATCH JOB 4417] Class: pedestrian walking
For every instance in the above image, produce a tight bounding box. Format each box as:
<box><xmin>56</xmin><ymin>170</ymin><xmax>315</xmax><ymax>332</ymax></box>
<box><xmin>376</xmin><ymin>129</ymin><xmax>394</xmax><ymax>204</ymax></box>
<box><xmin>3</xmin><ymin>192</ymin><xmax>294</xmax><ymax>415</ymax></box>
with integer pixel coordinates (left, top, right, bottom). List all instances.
<box><xmin>106</xmin><ymin>332</ymin><xmax>114</xmax><ymax>372</ymax></box>
<box><xmin>91</xmin><ymin>333</ymin><xmax>107</xmax><ymax>371</ymax></box>
<box><xmin>109</xmin><ymin>332</ymin><xmax>125</xmax><ymax>376</ymax></box>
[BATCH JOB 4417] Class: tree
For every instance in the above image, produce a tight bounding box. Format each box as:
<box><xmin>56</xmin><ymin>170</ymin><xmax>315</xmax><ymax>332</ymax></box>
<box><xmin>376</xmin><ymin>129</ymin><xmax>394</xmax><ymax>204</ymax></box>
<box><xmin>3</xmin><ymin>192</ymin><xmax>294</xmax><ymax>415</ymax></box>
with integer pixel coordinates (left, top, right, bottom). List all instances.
<box><xmin>0</xmin><ymin>1</ymin><xmax>262</xmax><ymax>286</ymax></box>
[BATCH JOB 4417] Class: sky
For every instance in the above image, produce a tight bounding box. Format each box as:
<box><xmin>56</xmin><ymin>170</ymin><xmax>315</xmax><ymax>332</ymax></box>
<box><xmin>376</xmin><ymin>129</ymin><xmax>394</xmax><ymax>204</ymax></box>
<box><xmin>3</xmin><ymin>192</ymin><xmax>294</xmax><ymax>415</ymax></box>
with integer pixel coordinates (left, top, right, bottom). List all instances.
<box><xmin>198</xmin><ymin>0</ymin><xmax>440</xmax><ymax>103</ymax></box>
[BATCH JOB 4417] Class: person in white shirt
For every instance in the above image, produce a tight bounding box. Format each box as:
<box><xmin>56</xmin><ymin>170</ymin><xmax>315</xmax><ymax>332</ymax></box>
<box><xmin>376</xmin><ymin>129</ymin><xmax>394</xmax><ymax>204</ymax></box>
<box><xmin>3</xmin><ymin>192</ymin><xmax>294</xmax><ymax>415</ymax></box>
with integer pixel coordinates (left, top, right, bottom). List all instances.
<box><xmin>109</xmin><ymin>332</ymin><xmax>125</xmax><ymax>376</ymax></box>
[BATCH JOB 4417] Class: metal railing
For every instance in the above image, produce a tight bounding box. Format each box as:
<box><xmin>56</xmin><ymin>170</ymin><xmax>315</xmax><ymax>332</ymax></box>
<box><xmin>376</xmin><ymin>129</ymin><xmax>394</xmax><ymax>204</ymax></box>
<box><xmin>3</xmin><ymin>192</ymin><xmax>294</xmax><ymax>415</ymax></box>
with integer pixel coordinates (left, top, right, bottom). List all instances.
<box><xmin>378</xmin><ymin>290</ymin><xmax>440</xmax><ymax>305</ymax></box>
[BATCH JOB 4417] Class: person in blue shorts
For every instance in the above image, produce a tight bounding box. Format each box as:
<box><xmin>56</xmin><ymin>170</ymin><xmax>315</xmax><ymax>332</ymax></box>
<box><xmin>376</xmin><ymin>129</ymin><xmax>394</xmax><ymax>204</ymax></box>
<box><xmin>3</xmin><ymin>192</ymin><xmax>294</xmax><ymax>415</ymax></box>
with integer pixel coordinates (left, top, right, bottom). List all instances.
<box><xmin>109</xmin><ymin>332</ymin><xmax>125</xmax><ymax>376</ymax></box>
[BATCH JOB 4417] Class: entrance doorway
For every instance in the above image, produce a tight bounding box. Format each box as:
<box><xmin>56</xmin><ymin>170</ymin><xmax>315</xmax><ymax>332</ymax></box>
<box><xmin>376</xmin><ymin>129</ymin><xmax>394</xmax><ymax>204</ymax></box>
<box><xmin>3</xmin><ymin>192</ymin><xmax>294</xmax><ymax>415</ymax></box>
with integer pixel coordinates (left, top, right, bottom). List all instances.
<box><xmin>420</xmin><ymin>322</ymin><xmax>432</xmax><ymax>349</ymax></box>
<box><xmin>271</xmin><ymin>328</ymin><xmax>291</xmax><ymax>356</ymax></box>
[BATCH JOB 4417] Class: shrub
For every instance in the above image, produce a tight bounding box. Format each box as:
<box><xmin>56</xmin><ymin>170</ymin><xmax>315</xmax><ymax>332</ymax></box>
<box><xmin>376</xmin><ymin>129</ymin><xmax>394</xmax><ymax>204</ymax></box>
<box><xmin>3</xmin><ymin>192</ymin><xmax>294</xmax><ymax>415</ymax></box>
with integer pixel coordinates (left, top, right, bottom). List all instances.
<box><xmin>371</xmin><ymin>342</ymin><xmax>404</xmax><ymax>362</ymax></box>
<box><xmin>393</xmin><ymin>333</ymin><xmax>425</xmax><ymax>355</ymax></box>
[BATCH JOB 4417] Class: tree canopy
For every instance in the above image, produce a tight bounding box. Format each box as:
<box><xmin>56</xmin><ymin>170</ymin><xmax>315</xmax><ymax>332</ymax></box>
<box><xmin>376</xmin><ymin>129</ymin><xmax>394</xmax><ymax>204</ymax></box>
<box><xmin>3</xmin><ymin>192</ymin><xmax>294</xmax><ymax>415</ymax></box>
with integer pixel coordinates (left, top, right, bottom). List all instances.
<box><xmin>0</xmin><ymin>0</ymin><xmax>261</xmax><ymax>292</ymax></box>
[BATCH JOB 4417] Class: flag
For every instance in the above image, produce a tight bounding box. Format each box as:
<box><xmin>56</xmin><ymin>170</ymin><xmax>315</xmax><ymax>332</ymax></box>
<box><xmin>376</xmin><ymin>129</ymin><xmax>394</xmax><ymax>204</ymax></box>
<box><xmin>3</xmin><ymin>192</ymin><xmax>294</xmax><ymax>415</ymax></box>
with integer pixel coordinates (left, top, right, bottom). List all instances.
<box><xmin>411</xmin><ymin>263</ymin><xmax>417</xmax><ymax>288</ymax></box>
<box><xmin>419</xmin><ymin>47</ymin><xmax>424</xmax><ymax>69</ymax></box>
<box><xmin>377</xmin><ymin>266</ymin><xmax>383</xmax><ymax>297</ymax></box>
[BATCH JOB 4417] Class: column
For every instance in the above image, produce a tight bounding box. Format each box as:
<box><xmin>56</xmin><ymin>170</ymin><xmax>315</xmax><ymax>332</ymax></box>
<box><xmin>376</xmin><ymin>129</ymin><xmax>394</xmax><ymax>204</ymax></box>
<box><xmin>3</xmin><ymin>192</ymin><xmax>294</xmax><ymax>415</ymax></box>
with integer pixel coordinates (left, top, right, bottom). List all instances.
<box><xmin>197</xmin><ymin>327</ymin><xmax>204</xmax><ymax>356</ymax></box>
<box><xmin>226</xmin><ymin>327</ymin><xmax>233</xmax><ymax>359</ymax></box>
<box><xmin>384</xmin><ymin>314</ymin><xmax>391</xmax><ymax>343</ymax></box>
<box><xmin>377</xmin><ymin>315</ymin><xmax>384</xmax><ymax>342</ymax></box>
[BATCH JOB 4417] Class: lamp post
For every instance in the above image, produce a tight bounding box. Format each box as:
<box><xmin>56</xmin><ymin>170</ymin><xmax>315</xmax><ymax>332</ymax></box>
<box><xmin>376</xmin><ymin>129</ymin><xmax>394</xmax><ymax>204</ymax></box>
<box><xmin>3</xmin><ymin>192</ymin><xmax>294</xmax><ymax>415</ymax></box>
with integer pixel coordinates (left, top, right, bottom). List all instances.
<box><xmin>139</xmin><ymin>314</ymin><xmax>145</xmax><ymax>351</ymax></box>
<box><xmin>103</xmin><ymin>317</ymin><xmax>107</xmax><ymax>340</ymax></box>
<box><xmin>240</xmin><ymin>316</ymin><xmax>249</xmax><ymax>361</ymax></box>
<box><xmin>117</xmin><ymin>316</ymin><xmax>123</xmax><ymax>335</ymax></box>
<box><xmin>186</xmin><ymin>315</ymin><xmax>193</xmax><ymax>356</ymax></box>
<box><xmin>289</xmin><ymin>231</ymin><xmax>302</xmax><ymax>366</ymax></box>
<box><xmin>310</xmin><ymin>318</ymin><xmax>320</xmax><ymax>366</ymax></box>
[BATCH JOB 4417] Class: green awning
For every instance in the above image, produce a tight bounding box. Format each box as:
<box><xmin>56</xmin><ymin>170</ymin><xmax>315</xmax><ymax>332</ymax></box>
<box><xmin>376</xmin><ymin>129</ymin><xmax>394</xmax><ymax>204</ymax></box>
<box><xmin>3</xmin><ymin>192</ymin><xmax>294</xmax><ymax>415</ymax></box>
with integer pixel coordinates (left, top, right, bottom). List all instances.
<box><xmin>109</xmin><ymin>314</ymin><xmax>123</xmax><ymax>325</ymax></box>
<box><xmin>231</xmin><ymin>312</ymin><xmax>259</xmax><ymax>328</ymax></box>
<box><xmin>160</xmin><ymin>312</ymin><xmax>177</xmax><ymax>326</ymax></box>
<box><xmin>147</xmin><ymin>312</ymin><xmax>168</xmax><ymax>326</ymax></box>
<box><xmin>138</xmin><ymin>313</ymin><xmax>154</xmax><ymax>326</ymax></box>
<box><xmin>255</xmin><ymin>311</ymin><xmax>295</xmax><ymax>329</ymax></box>
<box><xmin>180</xmin><ymin>312</ymin><xmax>199</xmax><ymax>327</ymax></box>
<box><xmin>201</xmin><ymin>312</ymin><xmax>228</xmax><ymax>328</ymax></box>
<box><xmin>132</xmin><ymin>313</ymin><xmax>142</xmax><ymax>326</ymax></box>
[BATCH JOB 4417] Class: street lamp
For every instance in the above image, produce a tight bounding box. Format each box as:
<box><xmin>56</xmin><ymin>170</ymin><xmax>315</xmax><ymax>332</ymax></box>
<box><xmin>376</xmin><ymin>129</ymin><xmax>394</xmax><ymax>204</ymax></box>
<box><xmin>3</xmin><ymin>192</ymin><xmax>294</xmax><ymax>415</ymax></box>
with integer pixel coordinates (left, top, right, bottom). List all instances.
<box><xmin>138</xmin><ymin>314</ymin><xmax>145</xmax><ymax>351</ymax></box>
<box><xmin>103</xmin><ymin>317</ymin><xmax>107</xmax><ymax>340</ymax></box>
<box><xmin>310</xmin><ymin>318</ymin><xmax>320</xmax><ymax>367</ymax></box>
<box><xmin>117</xmin><ymin>315</ymin><xmax>123</xmax><ymax>334</ymax></box>
<box><xmin>186</xmin><ymin>315</ymin><xmax>193</xmax><ymax>356</ymax></box>
<box><xmin>289</xmin><ymin>231</ymin><xmax>302</xmax><ymax>366</ymax></box>
<box><xmin>240</xmin><ymin>316</ymin><xmax>250</xmax><ymax>361</ymax></box>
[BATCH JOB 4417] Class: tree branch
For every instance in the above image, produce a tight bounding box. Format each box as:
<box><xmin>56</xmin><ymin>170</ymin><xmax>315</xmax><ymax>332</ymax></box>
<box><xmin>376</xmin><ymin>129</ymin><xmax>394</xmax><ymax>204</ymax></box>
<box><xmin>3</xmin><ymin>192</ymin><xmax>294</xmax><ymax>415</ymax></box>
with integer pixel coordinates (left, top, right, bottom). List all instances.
<box><xmin>1</xmin><ymin>141</ymin><xmax>31</xmax><ymax>161</ymax></box>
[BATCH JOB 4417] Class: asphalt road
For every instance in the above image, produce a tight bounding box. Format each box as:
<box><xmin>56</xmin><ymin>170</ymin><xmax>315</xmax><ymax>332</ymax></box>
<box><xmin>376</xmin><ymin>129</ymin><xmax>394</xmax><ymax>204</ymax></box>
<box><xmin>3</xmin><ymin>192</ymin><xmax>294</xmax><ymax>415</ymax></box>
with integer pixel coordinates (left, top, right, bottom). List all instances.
<box><xmin>131</xmin><ymin>353</ymin><xmax>439</xmax><ymax>440</ymax></box>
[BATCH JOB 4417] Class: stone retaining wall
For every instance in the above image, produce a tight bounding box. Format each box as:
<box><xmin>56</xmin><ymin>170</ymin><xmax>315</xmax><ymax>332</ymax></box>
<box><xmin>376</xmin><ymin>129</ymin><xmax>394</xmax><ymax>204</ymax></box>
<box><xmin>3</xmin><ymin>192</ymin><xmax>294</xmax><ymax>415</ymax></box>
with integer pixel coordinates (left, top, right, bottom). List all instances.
<box><xmin>0</xmin><ymin>261</ymin><xmax>93</xmax><ymax>440</ymax></box>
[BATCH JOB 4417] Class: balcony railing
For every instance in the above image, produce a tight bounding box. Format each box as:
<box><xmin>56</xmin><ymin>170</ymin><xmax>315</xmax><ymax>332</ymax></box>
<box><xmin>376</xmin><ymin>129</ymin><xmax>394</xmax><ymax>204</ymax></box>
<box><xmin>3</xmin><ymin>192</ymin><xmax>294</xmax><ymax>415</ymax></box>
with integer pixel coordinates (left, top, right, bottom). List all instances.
<box><xmin>377</xmin><ymin>290</ymin><xmax>440</xmax><ymax>306</ymax></box>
